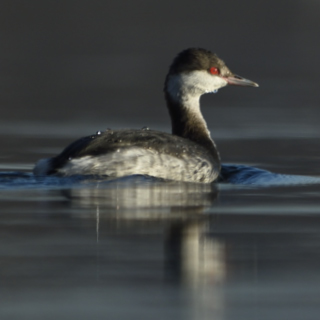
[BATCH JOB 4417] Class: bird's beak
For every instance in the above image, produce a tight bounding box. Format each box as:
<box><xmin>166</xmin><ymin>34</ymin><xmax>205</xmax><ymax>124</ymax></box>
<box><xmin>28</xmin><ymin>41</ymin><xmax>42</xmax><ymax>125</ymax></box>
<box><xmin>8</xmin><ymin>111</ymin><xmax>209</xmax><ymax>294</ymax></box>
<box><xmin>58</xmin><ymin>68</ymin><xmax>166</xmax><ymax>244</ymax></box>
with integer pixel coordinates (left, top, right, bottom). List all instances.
<box><xmin>225</xmin><ymin>74</ymin><xmax>259</xmax><ymax>87</ymax></box>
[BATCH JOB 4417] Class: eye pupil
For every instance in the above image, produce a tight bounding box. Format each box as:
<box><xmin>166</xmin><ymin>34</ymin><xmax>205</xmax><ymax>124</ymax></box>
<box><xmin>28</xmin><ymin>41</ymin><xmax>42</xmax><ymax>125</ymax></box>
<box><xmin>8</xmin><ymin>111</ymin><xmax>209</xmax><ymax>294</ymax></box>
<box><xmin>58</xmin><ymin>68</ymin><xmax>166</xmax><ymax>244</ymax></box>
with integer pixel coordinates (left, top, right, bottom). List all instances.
<box><xmin>209</xmin><ymin>67</ymin><xmax>219</xmax><ymax>75</ymax></box>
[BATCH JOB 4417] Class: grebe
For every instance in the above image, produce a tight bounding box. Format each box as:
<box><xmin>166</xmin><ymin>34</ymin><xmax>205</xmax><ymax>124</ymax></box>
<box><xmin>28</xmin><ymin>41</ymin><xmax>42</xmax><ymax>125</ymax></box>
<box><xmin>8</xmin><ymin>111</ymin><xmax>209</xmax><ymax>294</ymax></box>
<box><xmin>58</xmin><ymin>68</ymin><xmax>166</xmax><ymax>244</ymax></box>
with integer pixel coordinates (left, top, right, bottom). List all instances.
<box><xmin>34</xmin><ymin>48</ymin><xmax>258</xmax><ymax>183</ymax></box>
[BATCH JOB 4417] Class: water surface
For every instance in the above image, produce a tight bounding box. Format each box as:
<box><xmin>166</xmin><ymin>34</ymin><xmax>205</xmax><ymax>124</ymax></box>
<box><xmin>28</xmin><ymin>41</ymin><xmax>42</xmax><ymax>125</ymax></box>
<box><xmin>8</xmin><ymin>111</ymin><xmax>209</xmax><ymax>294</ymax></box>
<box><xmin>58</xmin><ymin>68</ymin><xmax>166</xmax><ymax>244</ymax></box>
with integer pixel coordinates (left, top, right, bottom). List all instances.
<box><xmin>1</xmin><ymin>126</ymin><xmax>320</xmax><ymax>320</ymax></box>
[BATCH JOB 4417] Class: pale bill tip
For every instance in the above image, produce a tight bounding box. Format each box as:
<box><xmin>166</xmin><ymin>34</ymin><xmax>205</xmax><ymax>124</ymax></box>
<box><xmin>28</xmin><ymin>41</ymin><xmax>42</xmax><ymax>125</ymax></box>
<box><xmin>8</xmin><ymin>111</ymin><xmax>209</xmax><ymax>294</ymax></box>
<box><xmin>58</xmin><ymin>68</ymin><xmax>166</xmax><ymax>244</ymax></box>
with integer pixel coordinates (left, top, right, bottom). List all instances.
<box><xmin>226</xmin><ymin>75</ymin><xmax>259</xmax><ymax>87</ymax></box>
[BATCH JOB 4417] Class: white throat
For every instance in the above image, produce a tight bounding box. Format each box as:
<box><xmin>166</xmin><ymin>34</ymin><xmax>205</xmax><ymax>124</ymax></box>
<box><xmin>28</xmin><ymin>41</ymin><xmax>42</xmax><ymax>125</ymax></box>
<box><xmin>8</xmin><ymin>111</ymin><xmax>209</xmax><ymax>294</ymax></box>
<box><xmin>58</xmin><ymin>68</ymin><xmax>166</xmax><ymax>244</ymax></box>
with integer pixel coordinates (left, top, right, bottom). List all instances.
<box><xmin>166</xmin><ymin>70</ymin><xmax>228</xmax><ymax>104</ymax></box>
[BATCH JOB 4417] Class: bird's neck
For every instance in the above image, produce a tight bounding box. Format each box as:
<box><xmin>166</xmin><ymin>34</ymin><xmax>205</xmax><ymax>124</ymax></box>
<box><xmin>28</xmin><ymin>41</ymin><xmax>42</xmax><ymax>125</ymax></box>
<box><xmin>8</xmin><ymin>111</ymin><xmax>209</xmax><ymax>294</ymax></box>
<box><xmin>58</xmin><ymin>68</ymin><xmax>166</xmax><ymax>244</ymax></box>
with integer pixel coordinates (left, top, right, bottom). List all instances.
<box><xmin>165</xmin><ymin>83</ymin><xmax>217</xmax><ymax>154</ymax></box>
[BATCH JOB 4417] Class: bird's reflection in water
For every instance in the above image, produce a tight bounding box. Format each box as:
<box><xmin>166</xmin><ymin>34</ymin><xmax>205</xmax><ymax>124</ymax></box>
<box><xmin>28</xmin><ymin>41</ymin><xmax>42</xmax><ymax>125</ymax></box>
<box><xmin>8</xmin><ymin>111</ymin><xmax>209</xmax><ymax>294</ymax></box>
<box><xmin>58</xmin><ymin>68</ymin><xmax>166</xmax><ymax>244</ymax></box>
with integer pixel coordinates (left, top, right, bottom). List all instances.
<box><xmin>62</xmin><ymin>176</ymin><xmax>219</xmax><ymax>218</ymax></box>
<box><xmin>166</xmin><ymin>221</ymin><xmax>226</xmax><ymax>285</ymax></box>
<box><xmin>166</xmin><ymin>221</ymin><xmax>227</xmax><ymax>319</ymax></box>
<box><xmin>61</xmin><ymin>177</ymin><xmax>226</xmax><ymax>318</ymax></box>
<box><xmin>61</xmin><ymin>177</ymin><xmax>225</xmax><ymax>284</ymax></box>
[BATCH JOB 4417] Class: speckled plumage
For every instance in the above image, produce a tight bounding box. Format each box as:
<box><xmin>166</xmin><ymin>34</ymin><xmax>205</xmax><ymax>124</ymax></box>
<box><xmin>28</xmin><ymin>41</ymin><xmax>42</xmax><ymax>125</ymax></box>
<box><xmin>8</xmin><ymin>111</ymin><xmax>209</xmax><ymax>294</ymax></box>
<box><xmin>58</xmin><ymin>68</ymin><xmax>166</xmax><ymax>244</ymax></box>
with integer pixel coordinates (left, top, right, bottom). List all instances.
<box><xmin>34</xmin><ymin>129</ymin><xmax>220</xmax><ymax>182</ymax></box>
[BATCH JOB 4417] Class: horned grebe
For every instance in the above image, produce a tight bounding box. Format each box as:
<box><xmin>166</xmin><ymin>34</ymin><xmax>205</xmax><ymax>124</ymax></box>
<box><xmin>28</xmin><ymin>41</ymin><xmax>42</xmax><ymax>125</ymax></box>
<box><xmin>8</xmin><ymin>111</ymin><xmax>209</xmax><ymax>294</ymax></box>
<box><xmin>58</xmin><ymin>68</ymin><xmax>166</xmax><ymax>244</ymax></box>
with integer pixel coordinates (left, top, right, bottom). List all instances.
<box><xmin>33</xmin><ymin>48</ymin><xmax>258</xmax><ymax>183</ymax></box>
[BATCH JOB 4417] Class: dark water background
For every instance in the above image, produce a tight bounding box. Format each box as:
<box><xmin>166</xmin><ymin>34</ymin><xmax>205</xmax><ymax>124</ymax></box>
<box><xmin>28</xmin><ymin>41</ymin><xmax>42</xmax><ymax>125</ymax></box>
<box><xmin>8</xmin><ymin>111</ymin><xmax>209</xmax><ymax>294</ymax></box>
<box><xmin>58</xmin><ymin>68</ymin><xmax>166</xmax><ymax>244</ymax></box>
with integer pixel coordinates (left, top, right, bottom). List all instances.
<box><xmin>1</xmin><ymin>1</ymin><xmax>320</xmax><ymax>319</ymax></box>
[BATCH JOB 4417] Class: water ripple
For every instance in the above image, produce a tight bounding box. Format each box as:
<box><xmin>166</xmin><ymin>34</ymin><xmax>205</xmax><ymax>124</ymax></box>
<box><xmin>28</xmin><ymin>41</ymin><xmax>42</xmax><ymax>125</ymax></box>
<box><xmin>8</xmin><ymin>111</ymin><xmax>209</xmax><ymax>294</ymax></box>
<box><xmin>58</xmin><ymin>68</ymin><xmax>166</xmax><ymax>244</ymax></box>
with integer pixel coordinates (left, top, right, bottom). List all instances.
<box><xmin>0</xmin><ymin>164</ymin><xmax>320</xmax><ymax>190</ymax></box>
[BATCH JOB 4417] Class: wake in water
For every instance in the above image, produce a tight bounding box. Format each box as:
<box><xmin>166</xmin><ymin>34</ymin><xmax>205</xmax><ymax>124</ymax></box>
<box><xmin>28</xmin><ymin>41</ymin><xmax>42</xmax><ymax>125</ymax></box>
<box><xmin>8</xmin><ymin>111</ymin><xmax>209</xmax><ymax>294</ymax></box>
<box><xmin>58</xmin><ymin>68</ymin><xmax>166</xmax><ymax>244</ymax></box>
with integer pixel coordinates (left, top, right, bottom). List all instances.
<box><xmin>0</xmin><ymin>164</ymin><xmax>320</xmax><ymax>189</ymax></box>
<box><xmin>0</xmin><ymin>172</ymin><xmax>163</xmax><ymax>190</ymax></box>
<box><xmin>219</xmin><ymin>164</ymin><xmax>320</xmax><ymax>186</ymax></box>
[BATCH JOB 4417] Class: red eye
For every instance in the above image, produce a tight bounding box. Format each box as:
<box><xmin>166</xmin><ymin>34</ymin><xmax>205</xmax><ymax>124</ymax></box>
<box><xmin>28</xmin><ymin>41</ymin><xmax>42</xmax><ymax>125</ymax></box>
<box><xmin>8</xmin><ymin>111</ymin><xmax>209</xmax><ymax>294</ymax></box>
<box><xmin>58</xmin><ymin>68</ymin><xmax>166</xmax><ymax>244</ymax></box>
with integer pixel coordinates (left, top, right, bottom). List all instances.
<box><xmin>209</xmin><ymin>67</ymin><xmax>219</xmax><ymax>75</ymax></box>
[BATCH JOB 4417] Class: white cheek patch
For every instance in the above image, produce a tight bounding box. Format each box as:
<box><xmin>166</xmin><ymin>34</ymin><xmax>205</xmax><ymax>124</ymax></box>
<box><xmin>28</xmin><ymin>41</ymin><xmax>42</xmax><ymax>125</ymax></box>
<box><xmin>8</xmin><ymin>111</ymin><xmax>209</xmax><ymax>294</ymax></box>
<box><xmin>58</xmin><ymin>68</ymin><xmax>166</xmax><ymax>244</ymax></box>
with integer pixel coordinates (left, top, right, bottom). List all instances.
<box><xmin>167</xmin><ymin>71</ymin><xmax>228</xmax><ymax>101</ymax></box>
